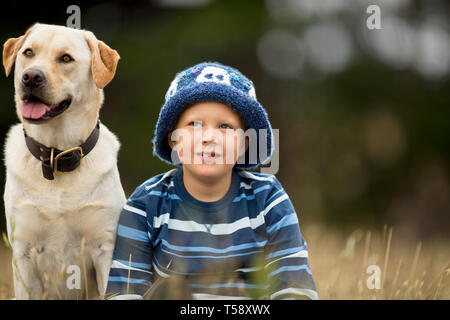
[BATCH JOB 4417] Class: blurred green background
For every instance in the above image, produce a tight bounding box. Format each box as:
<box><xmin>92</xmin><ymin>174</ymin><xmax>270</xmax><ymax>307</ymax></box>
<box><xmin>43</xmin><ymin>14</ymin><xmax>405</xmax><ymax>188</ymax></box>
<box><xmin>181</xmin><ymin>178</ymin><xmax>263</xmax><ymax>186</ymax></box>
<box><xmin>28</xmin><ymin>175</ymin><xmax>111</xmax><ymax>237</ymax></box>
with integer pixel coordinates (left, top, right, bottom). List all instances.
<box><xmin>0</xmin><ymin>0</ymin><xmax>448</xmax><ymax>241</ymax></box>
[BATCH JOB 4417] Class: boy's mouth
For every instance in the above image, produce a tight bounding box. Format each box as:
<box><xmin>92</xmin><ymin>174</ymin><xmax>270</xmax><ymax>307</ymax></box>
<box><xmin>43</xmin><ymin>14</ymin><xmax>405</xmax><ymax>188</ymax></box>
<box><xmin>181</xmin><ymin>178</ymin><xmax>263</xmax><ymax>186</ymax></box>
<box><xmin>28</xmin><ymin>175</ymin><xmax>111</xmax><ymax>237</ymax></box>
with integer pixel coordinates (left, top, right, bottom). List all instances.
<box><xmin>195</xmin><ymin>150</ymin><xmax>222</xmax><ymax>162</ymax></box>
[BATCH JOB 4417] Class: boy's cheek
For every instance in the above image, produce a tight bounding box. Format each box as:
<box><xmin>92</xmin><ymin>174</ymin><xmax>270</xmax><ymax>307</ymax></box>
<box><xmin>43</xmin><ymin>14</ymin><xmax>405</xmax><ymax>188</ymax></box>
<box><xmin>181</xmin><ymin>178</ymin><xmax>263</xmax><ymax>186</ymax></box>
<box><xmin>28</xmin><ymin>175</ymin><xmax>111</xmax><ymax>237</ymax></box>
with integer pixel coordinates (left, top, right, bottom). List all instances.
<box><xmin>178</xmin><ymin>141</ymin><xmax>200</xmax><ymax>164</ymax></box>
<box><xmin>222</xmin><ymin>142</ymin><xmax>242</xmax><ymax>164</ymax></box>
<box><xmin>228</xmin><ymin>132</ymin><xmax>247</xmax><ymax>157</ymax></box>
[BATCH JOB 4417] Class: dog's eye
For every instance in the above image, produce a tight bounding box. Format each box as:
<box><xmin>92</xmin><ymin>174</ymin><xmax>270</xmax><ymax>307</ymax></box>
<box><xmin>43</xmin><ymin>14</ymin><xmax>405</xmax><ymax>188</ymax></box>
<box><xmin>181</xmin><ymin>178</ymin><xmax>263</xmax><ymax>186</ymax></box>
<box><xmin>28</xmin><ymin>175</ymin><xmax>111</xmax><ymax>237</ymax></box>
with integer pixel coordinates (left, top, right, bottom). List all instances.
<box><xmin>23</xmin><ymin>49</ymin><xmax>34</xmax><ymax>57</ymax></box>
<box><xmin>61</xmin><ymin>54</ymin><xmax>74</xmax><ymax>63</ymax></box>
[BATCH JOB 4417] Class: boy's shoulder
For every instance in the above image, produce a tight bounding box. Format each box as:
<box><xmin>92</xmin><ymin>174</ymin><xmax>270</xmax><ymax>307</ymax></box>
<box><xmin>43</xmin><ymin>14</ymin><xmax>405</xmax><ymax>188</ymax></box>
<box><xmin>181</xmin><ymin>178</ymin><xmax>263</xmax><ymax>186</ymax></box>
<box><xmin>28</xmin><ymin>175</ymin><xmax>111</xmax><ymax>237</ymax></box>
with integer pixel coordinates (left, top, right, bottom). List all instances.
<box><xmin>235</xmin><ymin>169</ymin><xmax>285</xmax><ymax>203</ymax></box>
<box><xmin>128</xmin><ymin>168</ymin><xmax>179</xmax><ymax>200</ymax></box>
<box><xmin>235</xmin><ymin>169</ymin><xmax>282</xmax><ymax>188</ymax></box>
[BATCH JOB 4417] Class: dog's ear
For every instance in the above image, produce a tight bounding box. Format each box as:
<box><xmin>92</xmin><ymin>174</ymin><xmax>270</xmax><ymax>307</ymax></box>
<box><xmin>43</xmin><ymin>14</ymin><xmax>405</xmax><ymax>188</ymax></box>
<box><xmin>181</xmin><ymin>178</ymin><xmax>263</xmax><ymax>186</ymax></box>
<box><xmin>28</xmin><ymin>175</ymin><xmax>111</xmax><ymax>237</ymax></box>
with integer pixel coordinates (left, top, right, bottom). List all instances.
<box><xmin>84</xmin><ymin>32</ymin><xmax>120</xmax><ymax>89</ymax></box>
<box><xmin>3</xmin><ymin>36</ymin><xmax>24</xmax><ymax>77</ymax></box>
<box><xmin>2</xmin><ymin>24</ymin><xmax>37</xmax><ymax>77</ymax></box>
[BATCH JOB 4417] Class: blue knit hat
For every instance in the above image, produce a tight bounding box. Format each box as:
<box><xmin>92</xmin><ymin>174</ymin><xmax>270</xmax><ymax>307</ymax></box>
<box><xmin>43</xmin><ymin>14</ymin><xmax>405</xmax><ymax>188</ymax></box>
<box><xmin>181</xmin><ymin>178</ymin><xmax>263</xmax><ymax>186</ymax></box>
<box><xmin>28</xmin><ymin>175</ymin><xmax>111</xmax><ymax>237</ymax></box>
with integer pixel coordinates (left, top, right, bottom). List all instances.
<box><xmin>152</xmin><ymin>62</ymin><xmax>274</xmax><ymax>169</ymax></box>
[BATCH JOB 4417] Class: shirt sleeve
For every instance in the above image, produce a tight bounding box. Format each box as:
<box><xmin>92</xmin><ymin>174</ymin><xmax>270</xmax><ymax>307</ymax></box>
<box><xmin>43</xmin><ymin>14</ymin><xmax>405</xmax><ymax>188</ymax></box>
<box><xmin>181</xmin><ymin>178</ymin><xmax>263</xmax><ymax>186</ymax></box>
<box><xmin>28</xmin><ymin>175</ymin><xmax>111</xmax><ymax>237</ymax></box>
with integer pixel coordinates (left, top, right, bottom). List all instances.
<box><xmin>105</xmin><ymin>185</ymin><xmax>153</xmax><ymax>299</ymax></box>
<box><xmin>263</xmin><ymin>176</ymin><xmax>318</xmax><ymax>300</ymax></box>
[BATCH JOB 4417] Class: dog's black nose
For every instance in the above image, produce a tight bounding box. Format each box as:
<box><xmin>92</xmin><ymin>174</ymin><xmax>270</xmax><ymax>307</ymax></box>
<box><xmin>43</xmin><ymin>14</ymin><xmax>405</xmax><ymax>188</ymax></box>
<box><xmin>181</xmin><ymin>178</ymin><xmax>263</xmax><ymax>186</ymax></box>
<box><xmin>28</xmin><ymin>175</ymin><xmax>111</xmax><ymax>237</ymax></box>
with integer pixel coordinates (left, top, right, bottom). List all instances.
<box><xmin>22</xmin><ymin>69</ymin><xmax>46</xmax><ymax>89</ymax></box>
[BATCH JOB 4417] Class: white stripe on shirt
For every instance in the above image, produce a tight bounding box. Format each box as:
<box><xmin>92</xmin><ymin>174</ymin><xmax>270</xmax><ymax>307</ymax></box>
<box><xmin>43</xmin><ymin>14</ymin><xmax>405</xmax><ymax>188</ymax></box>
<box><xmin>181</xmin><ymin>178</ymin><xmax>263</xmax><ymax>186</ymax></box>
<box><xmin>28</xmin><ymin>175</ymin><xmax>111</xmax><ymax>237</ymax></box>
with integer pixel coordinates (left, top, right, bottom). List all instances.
<box><xmin>110</xmin><ymin>260</ymin><xmax>152</xmax><ymax>274</ymax></box>
<box><xmin>263</xmin><ymin>194</ymin><xmax>289</xmax><ymax>216</ymax></box>
<box><xmin>123</xmin><ymin>204</ymin><xmax>147</xmax><ymax>218</ymax></box>
<box><xmin>192</xmin><ymin>293</ymin><xmax>249</xmax><ymax>300</ymax></box>
<box><xmin>270</xmin><ymin>288</ymin><xmax>318</xmax><ymax>300</ymax></box>
<box><xmin>152</xmin><ymin>261</ymin><xmax>170</xmax><ymax>278</ymax></box>
<box><xmin>162</xmin><ymin>181</ymin><xmax>175</xmax><ymax>188</ymax></box>
<box><xmin>109</xmin><ymin>294</ymin><xmax>143</xmax><ymax>300</ymax></box>
<box><xmin>237</xmin><ymin>170</ymin><xmax>274</xmax><ymax>182</ymax></box>
<box><xmin>151</xmin><ymin>195</ymin><xmax>288</xmax><ymax>235</ymax></box>
<box><xmin>153</xmin><ymin>213</ymin><xmax>170</xmax><ymax>228</ymax></box>
<box><xmin>145</xmin><ymin>168</ymin><xmax>178</xmax><ymax>191</ymax></box>
<box><xmin>240</xmin><ymin>181</ymin><xmax>252</xmax><ymax>189</ymax></box>
<box><xmin>162</xmin><ymin>214</ymin><xmax>266</xmax><ymax>235</ymax></box>
<box><xmin>235</xmin><ymin>267</ymin><xmax>262</xmax><ymax>273</ymax></box>
<box><xmin>265</xmin><ymin>250</ymin><xmax>308</xmax><ymax>268</ymax></box>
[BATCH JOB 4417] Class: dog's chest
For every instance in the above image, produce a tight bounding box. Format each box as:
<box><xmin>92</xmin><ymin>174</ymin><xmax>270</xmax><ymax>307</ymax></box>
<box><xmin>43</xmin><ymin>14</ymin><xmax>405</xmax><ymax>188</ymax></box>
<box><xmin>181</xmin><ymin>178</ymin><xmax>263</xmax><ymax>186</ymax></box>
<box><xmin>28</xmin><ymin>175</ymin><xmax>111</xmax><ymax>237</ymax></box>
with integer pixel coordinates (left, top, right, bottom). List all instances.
<box><xmin>11</xmin><ymin>176</ymin><xmax>113</xmax><ymax>244</ymax></box>
<box><xmin>8</xmin><ymin>175</ymin><xmax>114</xmax><ymax>279</ymax></box>
<box><xmin>12</xmin><ymin>185</ymin><xmax>109</xmax><ymax>258</ymax></box>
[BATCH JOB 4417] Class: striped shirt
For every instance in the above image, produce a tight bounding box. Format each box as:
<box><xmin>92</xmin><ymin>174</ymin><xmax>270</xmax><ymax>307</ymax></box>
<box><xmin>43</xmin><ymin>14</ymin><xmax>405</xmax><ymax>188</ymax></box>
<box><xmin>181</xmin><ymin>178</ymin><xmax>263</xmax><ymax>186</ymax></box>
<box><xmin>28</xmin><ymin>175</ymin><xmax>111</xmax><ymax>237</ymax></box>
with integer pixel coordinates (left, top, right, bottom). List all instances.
<box><xmin>105</xmin><ymin>167</ymin><xmax>317</xmax><ymax>300</ymax></box>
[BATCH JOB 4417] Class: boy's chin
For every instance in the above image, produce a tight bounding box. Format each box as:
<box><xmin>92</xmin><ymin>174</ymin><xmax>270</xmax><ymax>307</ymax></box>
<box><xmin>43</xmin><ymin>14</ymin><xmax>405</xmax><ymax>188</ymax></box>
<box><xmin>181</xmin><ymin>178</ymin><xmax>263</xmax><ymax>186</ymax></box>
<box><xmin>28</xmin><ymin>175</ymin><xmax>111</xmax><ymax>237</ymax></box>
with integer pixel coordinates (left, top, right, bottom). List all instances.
<box><xmin>184</xmin><ymin>163</ymin><xmax>234</xmax><ymax>178</ymax></box>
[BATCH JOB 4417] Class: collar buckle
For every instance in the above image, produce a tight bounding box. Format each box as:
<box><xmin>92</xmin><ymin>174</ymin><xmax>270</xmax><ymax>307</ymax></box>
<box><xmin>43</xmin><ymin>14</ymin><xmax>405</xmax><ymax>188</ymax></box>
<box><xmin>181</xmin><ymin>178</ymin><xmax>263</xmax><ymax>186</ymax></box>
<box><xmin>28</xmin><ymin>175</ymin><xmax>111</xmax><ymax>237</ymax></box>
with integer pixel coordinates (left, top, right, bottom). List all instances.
<box><xmin>52</xmin><ymin>147</ymin><xmax>84</xmax><ymax>174</ymax></box>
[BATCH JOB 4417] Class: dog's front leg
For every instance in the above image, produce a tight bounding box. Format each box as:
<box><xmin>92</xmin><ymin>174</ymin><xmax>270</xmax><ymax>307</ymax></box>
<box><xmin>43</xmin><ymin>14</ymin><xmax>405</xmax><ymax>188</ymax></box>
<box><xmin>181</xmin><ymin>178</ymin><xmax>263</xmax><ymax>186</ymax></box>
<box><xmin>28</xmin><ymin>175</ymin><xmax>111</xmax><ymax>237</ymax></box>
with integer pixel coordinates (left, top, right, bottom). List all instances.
<box><xmin>6</xmin><ymin>207</ymin><xmax>45</xmax><ymax>299</ymax></box>
<box><xmin>90</xmin><ymin>236</ymin><xmax>116</xmax><ymax>299</ymax></box>
<box><xmin>12</xmin><ymin>244</ymin><xmax>44</xmax><ymax>299</ymax></box>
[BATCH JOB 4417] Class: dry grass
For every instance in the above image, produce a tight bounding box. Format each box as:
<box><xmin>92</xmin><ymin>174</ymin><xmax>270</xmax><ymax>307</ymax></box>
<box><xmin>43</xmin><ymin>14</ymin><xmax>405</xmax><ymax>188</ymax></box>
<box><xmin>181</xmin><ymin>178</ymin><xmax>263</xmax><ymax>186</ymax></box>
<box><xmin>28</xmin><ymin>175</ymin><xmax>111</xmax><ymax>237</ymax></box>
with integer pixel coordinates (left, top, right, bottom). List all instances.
<box><xmin>0</xmin><ymin>241</ymin><xmax>13</xmax><ymax>299</ymax></box>
<box><xmin>0</xmin><ymin>224</ymin><xmax>448</xmax><ymax>300</ymax></box>
<box><xmin>305</xmin><ymin>224</ymin><xmax>450</xmax><ymax>299</ymax></box>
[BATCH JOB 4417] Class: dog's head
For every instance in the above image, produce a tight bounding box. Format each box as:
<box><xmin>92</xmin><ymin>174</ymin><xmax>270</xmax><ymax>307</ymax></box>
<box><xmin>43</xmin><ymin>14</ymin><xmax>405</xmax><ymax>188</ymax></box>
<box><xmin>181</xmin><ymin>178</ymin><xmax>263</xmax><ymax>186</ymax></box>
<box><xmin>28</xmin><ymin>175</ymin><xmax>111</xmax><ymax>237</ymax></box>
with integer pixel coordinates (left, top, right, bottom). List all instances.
<box><xmin>2</xmin><ymin>23</ymin><xmax>119</xmax><ymax>124</ymax></box>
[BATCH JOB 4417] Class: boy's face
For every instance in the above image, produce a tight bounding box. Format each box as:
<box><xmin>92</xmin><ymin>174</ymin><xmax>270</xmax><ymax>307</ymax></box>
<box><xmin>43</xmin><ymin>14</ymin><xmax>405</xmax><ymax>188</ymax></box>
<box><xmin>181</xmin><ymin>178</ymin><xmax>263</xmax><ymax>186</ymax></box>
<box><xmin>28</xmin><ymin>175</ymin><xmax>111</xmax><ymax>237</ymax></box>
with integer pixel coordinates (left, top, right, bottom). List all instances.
<box><xmin>168</xmin><ymin>101</ymin><xmax>248</xmax><ymax>180</ymax></box>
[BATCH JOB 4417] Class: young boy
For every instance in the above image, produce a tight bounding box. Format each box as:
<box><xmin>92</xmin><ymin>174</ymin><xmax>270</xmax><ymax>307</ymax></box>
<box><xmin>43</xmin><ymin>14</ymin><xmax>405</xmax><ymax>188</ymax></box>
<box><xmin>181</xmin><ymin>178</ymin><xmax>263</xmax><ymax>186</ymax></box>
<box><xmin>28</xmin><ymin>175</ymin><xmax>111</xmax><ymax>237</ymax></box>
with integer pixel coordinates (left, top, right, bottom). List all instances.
<box><xmin>105</xmin><ymin>62</ymin><xmax>317</xmax><ymax>300</ymax></box>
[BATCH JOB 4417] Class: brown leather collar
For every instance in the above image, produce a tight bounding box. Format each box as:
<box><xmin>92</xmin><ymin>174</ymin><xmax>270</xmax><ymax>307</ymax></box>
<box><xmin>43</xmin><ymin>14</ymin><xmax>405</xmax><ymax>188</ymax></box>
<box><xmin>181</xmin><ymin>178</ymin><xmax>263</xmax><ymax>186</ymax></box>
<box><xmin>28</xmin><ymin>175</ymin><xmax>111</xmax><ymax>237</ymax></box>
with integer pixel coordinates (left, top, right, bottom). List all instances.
<box><xmin>23</xmin><ymin>120</ymin><xmax>100</xmax><ymax>180</ymax></box>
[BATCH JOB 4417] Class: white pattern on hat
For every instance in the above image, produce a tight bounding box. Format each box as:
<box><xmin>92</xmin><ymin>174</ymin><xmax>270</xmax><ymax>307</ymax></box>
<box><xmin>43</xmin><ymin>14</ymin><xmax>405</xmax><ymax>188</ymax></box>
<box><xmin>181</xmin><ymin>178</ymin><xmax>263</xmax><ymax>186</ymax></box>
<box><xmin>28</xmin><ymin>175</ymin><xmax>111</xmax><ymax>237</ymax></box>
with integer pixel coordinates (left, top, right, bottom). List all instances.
<box><xmin>248</xmin><ymin>85</ymin><xmax>257</xmax><ymax>99</ymax></box>
<box><xmin>165</xmin><ymin>77</ymin><xmax>179</xmax><ymax>101</ymax></box>
<box><xmin>196</xmin><ymin>66</ymin><xmax>231</xmax><ymax>85</ymax></box>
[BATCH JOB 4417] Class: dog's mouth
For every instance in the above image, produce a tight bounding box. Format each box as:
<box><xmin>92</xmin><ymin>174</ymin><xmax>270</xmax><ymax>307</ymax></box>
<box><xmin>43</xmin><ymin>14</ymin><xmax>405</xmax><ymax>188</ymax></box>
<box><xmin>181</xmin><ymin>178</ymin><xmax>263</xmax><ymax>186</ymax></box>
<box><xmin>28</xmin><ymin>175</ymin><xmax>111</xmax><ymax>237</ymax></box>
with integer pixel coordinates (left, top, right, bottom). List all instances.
<box><xmin>20</xmin><ymin>94</ymin><xmax>72</xmax><ymax>123</ymax></box>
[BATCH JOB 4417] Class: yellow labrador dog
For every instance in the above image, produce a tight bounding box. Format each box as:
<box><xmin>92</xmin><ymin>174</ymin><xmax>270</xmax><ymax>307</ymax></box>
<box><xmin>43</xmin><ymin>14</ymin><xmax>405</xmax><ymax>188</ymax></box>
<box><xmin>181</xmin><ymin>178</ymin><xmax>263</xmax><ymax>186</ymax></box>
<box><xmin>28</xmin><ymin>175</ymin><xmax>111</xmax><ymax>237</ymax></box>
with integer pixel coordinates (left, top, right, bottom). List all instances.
<box><xmin>2</xmin><ymin>23</ymin><xmax>126</xmax><ymax>299</ymax></box>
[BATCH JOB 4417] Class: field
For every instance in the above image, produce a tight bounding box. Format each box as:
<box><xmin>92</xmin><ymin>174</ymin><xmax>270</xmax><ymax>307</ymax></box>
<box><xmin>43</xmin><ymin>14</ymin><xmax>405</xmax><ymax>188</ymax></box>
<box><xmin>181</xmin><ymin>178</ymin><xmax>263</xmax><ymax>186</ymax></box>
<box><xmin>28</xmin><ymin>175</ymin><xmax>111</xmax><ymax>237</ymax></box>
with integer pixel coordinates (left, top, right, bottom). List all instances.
<box><xmin>0</xmin><ymin>224</ymin><xmax>448</xmax><ymax>300</ymax></box>
<box><xmin>305</xmin><ymin>224</ymin><xmax>449</xmax><ymax>299</ymax></box>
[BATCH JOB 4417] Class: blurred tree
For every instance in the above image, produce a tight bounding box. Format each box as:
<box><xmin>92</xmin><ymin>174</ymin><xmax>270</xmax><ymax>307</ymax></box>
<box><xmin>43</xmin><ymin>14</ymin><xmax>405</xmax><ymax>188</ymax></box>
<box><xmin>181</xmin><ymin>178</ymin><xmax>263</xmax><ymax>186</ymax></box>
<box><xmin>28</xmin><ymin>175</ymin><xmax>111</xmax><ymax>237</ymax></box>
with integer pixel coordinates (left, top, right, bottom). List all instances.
<box><xmin>0</xmin><ymin>0</ymin><xmax>448</xmax><ymax>239</ymax></box>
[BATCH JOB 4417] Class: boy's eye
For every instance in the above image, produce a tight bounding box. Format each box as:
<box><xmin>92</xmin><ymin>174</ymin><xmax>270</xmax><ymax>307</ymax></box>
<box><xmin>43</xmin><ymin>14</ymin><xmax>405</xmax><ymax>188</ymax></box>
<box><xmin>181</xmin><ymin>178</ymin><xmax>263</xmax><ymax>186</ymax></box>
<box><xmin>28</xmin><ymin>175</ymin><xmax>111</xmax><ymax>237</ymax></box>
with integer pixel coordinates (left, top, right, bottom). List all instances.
<box><xmin>189</xmin><ymin>121</ymin><xmax>202</xmax><ymax>127</ymax></box>
<box><xmin>220</xmin><ymin>124</ymin><xmax>232</xmax><ymax>129</ymax></box>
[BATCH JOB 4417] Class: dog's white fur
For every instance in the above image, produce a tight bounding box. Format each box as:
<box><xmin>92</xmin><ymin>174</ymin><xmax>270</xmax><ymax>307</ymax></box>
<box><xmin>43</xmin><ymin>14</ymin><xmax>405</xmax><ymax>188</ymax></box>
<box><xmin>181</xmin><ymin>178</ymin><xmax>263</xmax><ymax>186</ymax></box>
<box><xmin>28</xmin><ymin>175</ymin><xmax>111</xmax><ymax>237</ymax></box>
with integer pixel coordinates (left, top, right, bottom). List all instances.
<box><xmin>3</xmin><ymin>23</ymin><xmax>126</xmax><ymax>299</ymax></box>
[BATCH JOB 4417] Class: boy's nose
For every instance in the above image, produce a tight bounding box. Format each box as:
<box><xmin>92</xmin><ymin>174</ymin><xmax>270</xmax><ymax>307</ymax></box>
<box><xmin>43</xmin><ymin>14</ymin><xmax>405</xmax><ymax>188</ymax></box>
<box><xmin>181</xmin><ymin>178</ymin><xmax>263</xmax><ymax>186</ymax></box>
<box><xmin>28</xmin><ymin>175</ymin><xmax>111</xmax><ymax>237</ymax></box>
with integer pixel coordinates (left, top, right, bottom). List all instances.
<box><xmin>202</xmin><ymin>135</ymin><xmax>214</xmax><ymax>143</ymax></box>
<box><xmin>202</xmin><ymin>128</ymin><xmax>218</xmax><ymax>143</ymax></box>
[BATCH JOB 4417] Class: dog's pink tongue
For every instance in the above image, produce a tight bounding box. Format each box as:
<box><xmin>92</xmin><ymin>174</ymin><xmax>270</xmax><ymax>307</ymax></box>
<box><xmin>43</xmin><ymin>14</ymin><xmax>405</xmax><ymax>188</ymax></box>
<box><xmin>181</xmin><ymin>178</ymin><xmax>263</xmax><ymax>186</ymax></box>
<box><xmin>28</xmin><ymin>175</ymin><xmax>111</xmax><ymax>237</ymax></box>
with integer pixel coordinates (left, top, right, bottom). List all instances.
<box><xmin>20</xmin><ymin>101</ymin><xmax>50</xmax><ymax>119</ymax></box>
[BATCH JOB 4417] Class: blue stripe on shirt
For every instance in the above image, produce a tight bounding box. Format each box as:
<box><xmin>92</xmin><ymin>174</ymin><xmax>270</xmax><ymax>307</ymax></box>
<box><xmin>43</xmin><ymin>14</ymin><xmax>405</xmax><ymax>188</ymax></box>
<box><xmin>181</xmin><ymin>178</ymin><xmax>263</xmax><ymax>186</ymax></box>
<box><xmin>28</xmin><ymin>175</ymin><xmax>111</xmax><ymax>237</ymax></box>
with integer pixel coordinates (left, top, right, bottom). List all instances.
<box><xmin>266</xmin><ymin>245</ymin><xmax>307</xmax><ymax>259</ymax></box>
<box><xmin>268</xmin><ymin>265</ymin><xmax>312</xmax><ymax>278</ymax></box>
<box><xmin>266</xmin><ymin>213</ymin><xmax>298</xmax><ymax>234</ymax></box>
<box><xmin>161</xmin><ymin>239</ymin><xmax>267</xmax><ymax>254</ymax></box>
<box><xmin>233</xmin><ymin>184</ymin><xmax>272</xmax><ymax>202</ymax></box>
<box><xmin>148</xmin><ymin>190</ymin><xmax>181</xmax><ymax>200</ymax></box>
<box><xmin>161</xmin><ymin>247</ymin><xmax>264</xmax><ymax>260</ymax></box>
<box><xmin>117</xmin><ymin>224</ymin><xmax>148</xmax><ymax>242</ymax></box>
<box><xmin>108</xmin><ymin>276</ymin><xmax>151</xmax><ymax>285</ymax></box>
